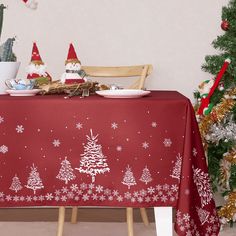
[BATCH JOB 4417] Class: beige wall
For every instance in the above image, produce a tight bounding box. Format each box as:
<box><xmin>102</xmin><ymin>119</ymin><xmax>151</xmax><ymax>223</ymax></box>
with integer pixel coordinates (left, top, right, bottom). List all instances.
<box><xmin>1</xmin><ymin>0</ymin><xmax>229</xmax><ymax>100</ymax></box>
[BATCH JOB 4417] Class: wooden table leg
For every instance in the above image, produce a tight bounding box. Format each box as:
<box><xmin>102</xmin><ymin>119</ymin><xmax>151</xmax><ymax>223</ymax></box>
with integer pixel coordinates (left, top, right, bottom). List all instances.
<box><xmin>71</xmin><ymin>206</ymin><xmax>78</xmax><ymax>224</ymax></box>
<box><xmin>154</xmin><ymin>207</ymin><xmax>173</xmax><ymax>236</ymax></box>
<box><xmin>140</xmin><ymin>208</ymin><xmax>149</xmax><ymax>226</ymax></box>
<box><xmin>57</xmin><ymin>206</ymin><xmax>65</xmax><ymax>236</ymax></box>
<box><xmin>126</xmin><ymin>207</ymin><xmax>134</xmax><ymax>236</ymax></box>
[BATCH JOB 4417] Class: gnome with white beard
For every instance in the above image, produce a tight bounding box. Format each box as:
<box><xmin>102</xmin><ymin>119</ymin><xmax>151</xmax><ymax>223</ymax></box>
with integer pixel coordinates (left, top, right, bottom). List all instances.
<box><xmin>26</xmin><ymin>42</ymin><xmax>52</xmax><ymax>85</ymax></box>
<box><xmin>60</xmin><ymin>43</ymin><xmax>86</xmax><ymax>84</ymax></box>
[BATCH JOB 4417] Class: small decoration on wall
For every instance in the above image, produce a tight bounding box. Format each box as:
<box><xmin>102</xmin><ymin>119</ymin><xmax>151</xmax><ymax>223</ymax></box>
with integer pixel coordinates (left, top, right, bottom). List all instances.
<box><xmin>60</xmin><ymin>43</ymin><xmax>87</xmax><ymax>85</ymax></box>
<box><xmin>22</xmin><ymin>0</ymin><xmax>38</xmax><ymax>10</ymax></box>
<box><xmin>26</xmin><ymin>42</ymin><xmax>52</xmax><ymax>85</ymax></box>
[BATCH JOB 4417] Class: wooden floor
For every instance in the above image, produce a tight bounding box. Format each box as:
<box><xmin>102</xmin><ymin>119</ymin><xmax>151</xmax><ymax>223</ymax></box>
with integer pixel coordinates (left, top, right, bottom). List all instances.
<box><xmin>0</xmin><ymin>207</ymin><xmax>155</xmax><ymax>222</ymax></box>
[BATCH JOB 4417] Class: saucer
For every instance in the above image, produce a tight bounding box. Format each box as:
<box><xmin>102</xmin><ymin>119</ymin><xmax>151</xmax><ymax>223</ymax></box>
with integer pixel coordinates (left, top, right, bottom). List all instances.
<box><xmin>6</xmin><ymin>89</ymin><xmax>41</xmax><ymax>96</ymax></box>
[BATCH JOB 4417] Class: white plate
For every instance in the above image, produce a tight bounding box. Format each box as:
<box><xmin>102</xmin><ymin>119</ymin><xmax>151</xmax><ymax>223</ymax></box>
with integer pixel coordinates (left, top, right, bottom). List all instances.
<box><xmin>6</xmin><ymin>89</ymin><xmax>41</xmax><ymax>96</ymax></box>
<box><xmin>96</xmin><ymin>89</ymin><xmax>151</xmax><ymax>98</ymax></box>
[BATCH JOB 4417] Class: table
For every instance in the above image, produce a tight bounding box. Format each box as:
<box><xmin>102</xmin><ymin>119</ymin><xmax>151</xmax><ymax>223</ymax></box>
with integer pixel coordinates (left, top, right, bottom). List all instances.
<box><xmin>0</xmin><ymin>91</ymin><xmax>220</xmax><ymax>236</ymax></box>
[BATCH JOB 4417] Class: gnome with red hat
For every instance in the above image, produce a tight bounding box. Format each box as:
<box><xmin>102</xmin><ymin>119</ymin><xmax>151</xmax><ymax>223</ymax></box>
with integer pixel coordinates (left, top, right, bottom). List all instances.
<box><xmin>26</xmin><ymin>42</ymin><xmax>52</xmax><ymax>85</ymax></box>
<box><xmin>60</xmin><ymin>43</ymin><xmax>87</xmax><ymax>84</ymax></box>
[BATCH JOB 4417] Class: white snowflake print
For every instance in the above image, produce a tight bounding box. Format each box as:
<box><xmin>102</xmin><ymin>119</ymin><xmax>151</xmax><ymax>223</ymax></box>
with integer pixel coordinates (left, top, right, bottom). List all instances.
<box><xmin>142</xmin><ymin>142</ymin><xmax>149</xmax><ymax>149</ymax></box>
<box><xmin>116</xmin><ymin>146</ymin><xmax>122</xmax><ymax>151</ymax></box>
<box><xmin>16</xmin><ymin>125</ymin><xmax>24</xmax><ymax>133</ymax></box>
<box><xmin>76</xmin><ymin>122</ymin><xmax>83</xmax><ymax>129</ymax></box>
<box><xmin>0</xmin><ymin>145</ymin><xmax>8</xmax><ymax>154</ymax></box>
<box><xmin>192</xmin><ymin>148</ymin><xmax>197</xmax><ymax>157</ymax></box>
<box><xmin>52</xmin><ymin>139</ymin><xmax>61</xmax><ymax>147</ymax></box>
<box><xmin>151</xmin><ymin>122</ymin><xmax>157</xmax><ymax>127</ymax></box>
<box><xmin>111</xmin><ymin>122</ymin><xmax>118</xmax><ymax>129</ymax></box>
<box><xmin>163</xmin><ymin>138</ymin><xmax>172</xmax><ymax>147</ymax></box>
<box><xmin>0</xmin><ymin>116</ymin><xmax>4</xmax><ymax>124</ymax></box>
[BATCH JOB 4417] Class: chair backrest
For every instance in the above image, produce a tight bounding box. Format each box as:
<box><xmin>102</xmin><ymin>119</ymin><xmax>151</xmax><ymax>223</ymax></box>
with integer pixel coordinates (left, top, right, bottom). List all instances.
<box><xmin>81</xmin><ymin>64</ymin><xmax>153</xmax><ymax>90</ymax></box>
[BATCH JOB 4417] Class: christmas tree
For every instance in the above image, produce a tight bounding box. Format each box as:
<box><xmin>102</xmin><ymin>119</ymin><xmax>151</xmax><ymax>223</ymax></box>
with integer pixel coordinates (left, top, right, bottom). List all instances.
<box><xmin>139</xmin><ymin>166</ymin><xmax>152</xmax><ymax>185</ymax></box>
<box><xmin>194</xmin><ymin>0</ymin><xmax>236</xmax><ymax>225</ymax></box>
<box><xmin>25</xmin><ymin>164</ymin><xmax>44</xmax><ymax>194</ymax></box>
<box><xmin>76</xmin><ymin>129</ymin><xmax>110</xmax><ymax>183</ymax></box>
<box><xmin>122</xmin><ymin>165</ymin><xmax>137</xmax><ymax>189</ymax></box>
<box><xmin>56</xmin><ymin>157</ymin><xmax>76</xmax><ymax>184</ymax></box>
<box><xmin>9</xmin><ymin>174</ymin><xmax>23</xmax><ymax>193</ymax></box>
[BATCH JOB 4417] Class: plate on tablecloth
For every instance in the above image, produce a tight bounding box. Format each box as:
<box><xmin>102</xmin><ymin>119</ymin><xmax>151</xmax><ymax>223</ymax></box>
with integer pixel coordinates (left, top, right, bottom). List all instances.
<box><xmin>6</xmin><ymin>89</ymin><xmax>41</xmax><ymax>96</ymax></box>
<box><xmin>96</xmin><ymin>89</ymin><xmax>151</xmax><ymax>98</ymax></box>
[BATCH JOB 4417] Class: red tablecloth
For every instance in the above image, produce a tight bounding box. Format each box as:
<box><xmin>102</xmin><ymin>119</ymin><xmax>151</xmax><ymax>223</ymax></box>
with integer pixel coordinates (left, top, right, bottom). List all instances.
<box><xmin>0</xmin><ymin>91</ymin><xmax>220</xmax><ymax>235</ymax></box>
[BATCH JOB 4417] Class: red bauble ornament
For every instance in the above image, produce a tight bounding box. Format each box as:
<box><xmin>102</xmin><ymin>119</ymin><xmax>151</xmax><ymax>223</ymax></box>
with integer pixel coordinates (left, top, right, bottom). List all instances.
<box><xmin>221</xmin><ymin>20</ymin><xmax>230</xmax><ymax>31</ymax></box>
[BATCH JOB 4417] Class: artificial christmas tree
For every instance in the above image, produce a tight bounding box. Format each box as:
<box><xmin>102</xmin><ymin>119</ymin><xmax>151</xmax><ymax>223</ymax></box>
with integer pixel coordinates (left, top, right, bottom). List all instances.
<box><xmin>194</xmin><ymin>0</ymin><xmax>236</xmax><ymax>225</ymax></box>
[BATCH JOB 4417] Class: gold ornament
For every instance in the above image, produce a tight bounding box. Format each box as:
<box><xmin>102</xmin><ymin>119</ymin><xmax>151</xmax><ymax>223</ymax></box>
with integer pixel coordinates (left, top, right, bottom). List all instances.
<box><xmin>218</xmin><ymin>191</ymin><xmax>236</xmax><ymax>223</ymax></box>
<box><xmin>224</xmin><ymin>150</ymin><xmax>236</xmax><ymax>165</ymax></box>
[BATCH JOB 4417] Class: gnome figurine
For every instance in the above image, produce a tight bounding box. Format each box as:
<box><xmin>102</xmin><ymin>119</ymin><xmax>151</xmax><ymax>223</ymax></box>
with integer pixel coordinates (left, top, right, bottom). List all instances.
<box><xmin>26</xmin><ymin>42</ymin><xmax>52</xmax><ymax>85</ymax></box>
<box><xmin>60</xmin><ymin>43</ymin><xmax>86</xmax><ymax>84</ymax></box>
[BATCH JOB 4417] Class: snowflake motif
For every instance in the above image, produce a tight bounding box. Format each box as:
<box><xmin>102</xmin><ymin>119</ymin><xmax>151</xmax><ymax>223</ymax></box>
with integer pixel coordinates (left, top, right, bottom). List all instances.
<box><xmin>26</xmin><ymin>196</ymin><xmax>32</xmax><ymax>202</ymax></box>
<box><xmin>163</xmin><ymin>138</ymin><xmax>172</xmax><ymax>147</ymax></box>
<box><xmin>20</xmin><ymin>196</ymin><xmax>25</xmax><ymax>201</ymax></box>
<box><xmin>183</xmin><ymin>213</ymin><xmax>190</xmax><ymax>222</ymax></box>
<box><xmin>33</xmin><ymin>196</ymin><xmax>38</xmax><ymax>201</ymax></box>
<box><xmin>6</xmin><ymin>195</ymin><xmax>12</xmax><ymax>201</ymax></box>
<box><xmin>161</xmin><ymin>195</ymin><xmax>168</xmax><ymax>202</ymax></box>
<box><xmin>117</xmin><ymin>195</ymin><xmax>123</xmax><ymax>202</ymax></box>
<box><xmin>151</xmin><ymin>122</ymin><xmax>157</xmax><ymax>127</ymax></box>
<box><xmin>92</xmin><ymin>194</ymin><xmax>98</xmax><ymax>200</ymax></box>
<box><xmin>124</xmin><ymin>192</ymin><xmax>132</xmax><ymax>199</ymax></box>
<box><xmin>145</xmin><ymin>196</ymin><xmax>151</xmax><ymax>202</ymax></box>
<box><xmin>76</xmin><ymin>122</ymin><xmax>83</xmax><ymax>129</ymax></box>
<box><xmin>137</xmin><ymin>197</ymin><xmax>143</xmax><ymax>203</ymax></box>
<box><xmin>192</xmin><ymin>148</ymin><xmax>197</xmax><ymax>157</ymax></box>
<box><xmin>88</xmin><ymin>183</ymin><xmax>95</xmax><ymax>189</ymax></box>
<box><xmin>55</xmin><ymin>190</ymin><xmax>60</xmax><ymax>195</ymax></box>
<box><xmin>77</xmin><ymin>189</ymin><xmax>83</xmax><ymax>195</ymax></box>
<box><xmin>112</xmin><ymin>190</ymin><xmax>119</xmax><ymax>196</ymax></box>
<box><xmin>13</xmin><ymin>196</ymin><xmax>19</xmax><ymax>202</ymax></box>
<box><xmin>111</xmin><ymin>122</ymin><xmax>118</xmax><ymax>129</ymax></box>
<box><xmin>133</xmin><ymin>191</ymin><xmax>139</xmax><ymax>197</ymax></box>
<box><xmin>99</xmin><ymin>195</ymin><xmax>106</xmax><ymax>201</ymax></box>
<box><xmin>131</xmin><ymin>197</ymin><xmax>136</xmax><ymax>203</ymax></box>
<box><xmin>45</xmin><ymin>193</ymin><xmax>53</xmax><ymax>200</ymax></box>
<box><xmin>140</xmin><ymin>189</ymin><xmax>147</xmax><ymax>197</ymax></box>
<box><xmin>116</xmin><ymin>146</ymin><xmax>122</xmax><ymax>151</ymax></box>
<box><xmin>156</xmin><ymin>185</ymin><xmax>162</xmax><ymax>191</ymax></box>
<box><xmin>16</xmin><ymin>125</ymin><xmax>24</xmax><ymax>133</ymax></box>
<box><xmin>0</xmin><ymin>145</ymin><xmax>8</xmax><ymax>154</ymax></box>
<box><xmin>108</xmin><ymin>196</ymin><xmax>113</xmax><ymax>201</ymax></box>
<box><xmin>163</xmin><ymin>184</ymin><xmax>169</xmax><ymax>191</ymax></box>
<box><xmin>62</xmin><ymin>187</ymin><xmax>68</xmax><ymax>193</ymax></box>
<box><xmin>147</xmin><ymin>187</ymin><xmax>155</xmax><ymax>194</ymax></box>
<box><xmin>70</xmin><ymin>184</ymin><xmax>78</xmax><ymax>192</ymax></box>
<box><xmin>104</xmin><ymin>188</ymin><xmax>111</xmax><ymax>195</ymax></box>
<box><xmin>87</xmin><ymin>189</ymin><xmax>93</xmax><ymax>195</ymax></box>
<box><xmin>0</xmin><ymin>116</ymin><xmax>4</xmax><ymax>123</ymax></box>
<box><xmin>142</xmin><ymin>142</ymin><xmax>149</xmax><ymax>149</ymax></box>
<box><xmin>171</xmin><ymin>184</ymin><xmax>178</xmax><ymax>192</ymax></box>
<box><xmin>52</xmin><ymin>139</ymin><xmax>61</xmax><ymax>147</ymax></box>
<box><xmin>96</xmin><ymin>185</ymin><xmax>103</xmax><ymax>193</ymax></box>
<box><xmin>55</xmin><ymin>196</ymin><xmax>60</xmax><ymax>201</ymax></box>
<box><xmin>0</xmin><ymin>192</ymin><xmax>4</xmax><ymax>198</ymax></box>
<box><xmin>61</xmin><ymin>195</ymin><xmax>67</xmax><ymax>201</ymax></box>
<box><xmin>80</xmin><ymin>183</ymin><xmax>87</xmax><ymax>190</ymax></box>
<box><xmin>74</xmin><ymin>196</ymin><xmax>80</xmax><ymax>201</ymax></box>
<box><xmin>38</xmin><ymin>195</ymin><xmax>44</xmax><ymax>201</ymax></box>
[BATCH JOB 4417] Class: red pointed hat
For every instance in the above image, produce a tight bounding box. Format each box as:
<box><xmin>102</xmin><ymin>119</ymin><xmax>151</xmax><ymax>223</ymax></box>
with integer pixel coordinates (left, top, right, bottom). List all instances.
<box><xmin>65</xmin><ymin>43</ymin><xmax>81</xmax><ymax>64</ymax></box>
<box><xmin>30</xmin><ymin>42</ymin><xmax>44</xmax><ymax>65</ymax></box>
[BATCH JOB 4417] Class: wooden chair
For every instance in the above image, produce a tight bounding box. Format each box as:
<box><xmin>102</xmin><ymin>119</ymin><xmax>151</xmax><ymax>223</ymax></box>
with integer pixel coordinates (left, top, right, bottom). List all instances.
<box><xmin>57</xmin><ymin>64</ymin><xmax>153</xmax><ymax>236</ymax></box>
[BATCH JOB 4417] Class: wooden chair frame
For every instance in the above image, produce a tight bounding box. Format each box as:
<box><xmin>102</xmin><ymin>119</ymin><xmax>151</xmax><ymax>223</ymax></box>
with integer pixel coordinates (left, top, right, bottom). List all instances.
<box><xmin>57</xmin><ymin>64</ymin><xmax>153</xmax><ymax>236</ymax></box>
<box><xmin>82</xmin><ymin>64</ymin><xmax>153</xmax><ymax>90</ymax></box>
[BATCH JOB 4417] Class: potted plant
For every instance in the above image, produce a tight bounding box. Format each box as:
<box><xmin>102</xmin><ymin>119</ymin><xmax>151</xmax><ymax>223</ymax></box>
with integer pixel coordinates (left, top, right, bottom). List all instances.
<box><xmin>0</xmin><ymin>3</ymin><xmax>20</xmax><ymax>94</ymax></box>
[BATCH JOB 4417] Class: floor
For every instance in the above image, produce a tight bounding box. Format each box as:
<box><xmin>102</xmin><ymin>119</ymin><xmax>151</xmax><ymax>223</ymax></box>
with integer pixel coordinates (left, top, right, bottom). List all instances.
<box><xmin>0</xmin><ymin>222</ymin><xmax>235</xmax><ymax>236</ymax></box>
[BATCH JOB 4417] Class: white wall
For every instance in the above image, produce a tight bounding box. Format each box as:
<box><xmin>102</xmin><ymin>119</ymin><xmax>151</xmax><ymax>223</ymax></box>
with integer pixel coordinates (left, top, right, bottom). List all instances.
<box><xmin>1</xmin><ymin>0</ymin><xmax>229</xmax><ymax>100</ymax></box>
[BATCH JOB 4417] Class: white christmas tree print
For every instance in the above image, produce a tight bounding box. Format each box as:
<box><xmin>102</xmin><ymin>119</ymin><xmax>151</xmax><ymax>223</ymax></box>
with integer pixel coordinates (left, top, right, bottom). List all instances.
<box><xmin>9</xmin><ymin>174</ymin><xmax>23</xmax><ymax>193</ymax></box>
<box><xmin>140</xmin><ymin>166</ymin><xmax>153</xmax><ymax>185</ymax></box>
<box><xmin>56</xmin><ymin>157</ymin><xmax>76</xmax><ymax>184</ymax></box>
<box><xmin>196</xmin><ymin>207</ymin><xmax>210</xmax><ymax>225</ymax></box>
<box><xmin>122</xmin><ymin>165</ymin><xmax>137</xmax><ymax>189</ymax></box>
<box><xmin>76</xmin><ymin>129</ymin><xmax>110</xmax><ymax>183</ymax></box>
<box><xmin>170</xmin><ymin>153</ymin><xmax>182</xmax><ymax>180</ymax></box>
<box><xmin>192</xmin><ymin>166</ymin><xmax>213</xmax><ymax>207</ymax></box>
<box><xmin>25</xmin><ymin>164</ymin><xmax>44</xmax><ymax>194</ymax></box>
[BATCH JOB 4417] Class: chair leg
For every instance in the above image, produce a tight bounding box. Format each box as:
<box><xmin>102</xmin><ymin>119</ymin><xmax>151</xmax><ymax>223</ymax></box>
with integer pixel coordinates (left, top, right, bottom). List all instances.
<box><xmin>140</xmin><ymin>208</ymin><xmax>149</xmax><ymax>226</ymax></box>
<box><xmin>57</xmin><ymin>206</ymin><xmax>65</xmax><ymax>236</ymax></box>
<box><xmin>126</xmin><ymin>207</ymin><xmax>134</xmax><ymax>236</ymax></box>
<box><xmin>71</xmin><ymin>206</ymin><xmax>78</xmax><ymax>224</ymax></box>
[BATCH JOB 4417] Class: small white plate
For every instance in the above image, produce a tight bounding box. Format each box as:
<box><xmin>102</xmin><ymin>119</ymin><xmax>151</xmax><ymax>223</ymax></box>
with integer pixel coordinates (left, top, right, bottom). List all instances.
<box><xmin>6</xmin><ymin>89</ymin><xmax>41</xmax><ymax>96</ymax></box>
<box><xmin>96</xmin><ymin>89</ymin><xmax>151</xmax><ymax>98</ymax></box>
